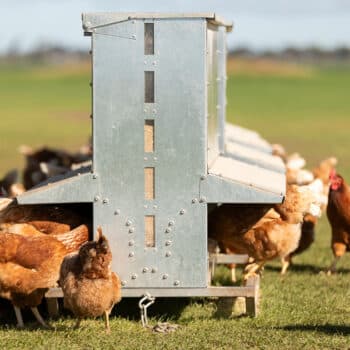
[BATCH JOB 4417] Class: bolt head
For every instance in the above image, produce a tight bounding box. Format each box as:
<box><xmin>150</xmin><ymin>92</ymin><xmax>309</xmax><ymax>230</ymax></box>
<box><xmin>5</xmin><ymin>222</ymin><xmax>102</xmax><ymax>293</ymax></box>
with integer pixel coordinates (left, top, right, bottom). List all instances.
<box><xmin>142</xmin><ymin>267</ymin><xmax>149</xmax><ymax>273</ymax></box>
<box><xmin>121</xmin><ymin>280</ymin><xmax>127</xmax><ymax>286</ymax></box>
<box><xmin>128</xmin><ymin>240</ymin><xmax>135</xmax><ymax>246</ymax></box>
<box><xmin>131</xmin><ymin>273</ymin><xmax>137</xmax><ymax>280</ymax></box>
<box><xmin>165</xmin><ymin>251</ymin><xmax>172</xmax><ymax>257</ymax></box>
<box><xmin>114</xmin><ymin>209</ymin><xmax>120</xmax><ymax>215</ymax></box>
<box><xmin>126</xmin><ymin>220</ymin><xmax>132</xmax><ymax>226</ymax></box>
<box><xmin>165</xmin><ymin>240</ymin><xmax>172</xmax><ymax>246</ymax></box>
<box><xmin>179</xmin><ymin>209</ymin><xmax>185</xmax><ymax>215</ymax></box>
<box><xmin>94</xmin><ymin>196</ymin><xmax>100</xmax><ymax>202</ymax></box>
<box><xmin>174</xmin><ymin>280</ymin><xmax>180</xmax><ymax>286</ymax></box>
<box><xmin>128</xmin><ymin>252</ymin><xmax>135</xmax><ymax>258</ymax></box>
<box><xmin>199</xmin><ymin>197</ymin><xmax>206</xmax><ymax>203</ymax></box>
<box><xmin>92</xmin><ymin>174</ymin><xmax>98</xmax><ymax>179</ymax></box>
<box><xmin>151</xmin><ymin>268</ymin><xmax>157</xmax><ymax>273</ymax></box>
<box><xmin>129</xmin><ymin>228</ymin><xmax>134</xmax><ymax>233</ymax></box>
<box><xmin>200</xmin><ymin>175</ymin><xmax>206</xmax><ymax>180</ymax></box>
<box><xmin>168</xmin><ymin>221</ymin><xmax>174</xmax><ymax>226</ymax></box>
<box><xmin>192</xmin><ymin>198</ymin><xmax>198</xmax><ymax>204</ymax></box>
<box><xmin>165</xmin><ymin>228</ymin><xmax>171</xmax><ymax>233</ymax></box>
<box><xmin>102</xmin><ymin>198</ymin><xmax>109</xmax><ymax>204</ymax></box>
<box><xmin>162</xmin><ymin>274</ymin><xmax>168</xmax><ymax>280</ymax></box>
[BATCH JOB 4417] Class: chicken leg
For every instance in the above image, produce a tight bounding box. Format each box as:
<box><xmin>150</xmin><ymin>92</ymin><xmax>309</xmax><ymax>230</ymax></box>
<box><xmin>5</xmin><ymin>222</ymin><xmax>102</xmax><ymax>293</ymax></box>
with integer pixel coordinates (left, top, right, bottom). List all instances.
<box><xmin>31</xmin><ymin>307</ymin><xmax>52</xmax><ymax>329</ymax></box>
<box><xmin>104</xmin><ymin>310</ymin><xmax>111</xmax><ymax>333</ymax></box>
<box><xmin>14</xmin><ymin>306</ymin><xmax>24</xmax><ymax>328</ymax></box>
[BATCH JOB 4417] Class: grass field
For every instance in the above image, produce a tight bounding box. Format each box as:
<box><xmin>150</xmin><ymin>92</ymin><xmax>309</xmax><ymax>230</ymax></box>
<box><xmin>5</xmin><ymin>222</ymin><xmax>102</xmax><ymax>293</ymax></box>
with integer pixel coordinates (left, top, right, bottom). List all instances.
<box><xmin>1</xmin><ymin>58</ymin><xmax>350</xmax><ymax>349</ymax></box>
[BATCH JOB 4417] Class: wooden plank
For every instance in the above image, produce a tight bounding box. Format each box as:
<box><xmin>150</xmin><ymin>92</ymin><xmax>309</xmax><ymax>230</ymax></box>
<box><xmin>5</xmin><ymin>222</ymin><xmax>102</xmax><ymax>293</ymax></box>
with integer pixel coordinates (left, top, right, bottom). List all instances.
<box><xmin>144</xmin><ymin>120</ymin><xmax>154</xmax><ymax>153</ymax></box>
<box><xmin>209</xmin><ymin>253</ymin><xmax>249</xmax><ymax>264</ymax></box>
<box><xmin>144</xmin><ymin>168</ymin><xmax>155</xmax><ymax>200</ymax></box>
<box><xmin>145</xmin><ymin>215</ymin><xmax>155</xmax><ymax>247</ymax></box>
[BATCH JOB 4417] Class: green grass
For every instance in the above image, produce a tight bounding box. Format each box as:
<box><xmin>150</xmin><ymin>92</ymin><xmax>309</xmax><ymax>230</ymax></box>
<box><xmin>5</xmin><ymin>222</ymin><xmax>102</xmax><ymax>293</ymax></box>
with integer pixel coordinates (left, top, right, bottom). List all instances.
<box><xmin>0</xmin><ymin>62</ymin><xmax>91</xmax><ymax>176</ymax></box>
<box><xmin>1</xmin><ymin>60</ymin><xmax>350</xmax><ymax>349</ymax></box>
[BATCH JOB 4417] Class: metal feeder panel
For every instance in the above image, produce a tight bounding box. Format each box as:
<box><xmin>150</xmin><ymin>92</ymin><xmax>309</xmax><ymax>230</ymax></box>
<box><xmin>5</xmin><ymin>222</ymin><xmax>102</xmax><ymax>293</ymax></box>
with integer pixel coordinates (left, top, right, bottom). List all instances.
<box><xmin>17</xmin><ymin>13</ymin><xmax>286</xmax><ymax>295</ymax></box>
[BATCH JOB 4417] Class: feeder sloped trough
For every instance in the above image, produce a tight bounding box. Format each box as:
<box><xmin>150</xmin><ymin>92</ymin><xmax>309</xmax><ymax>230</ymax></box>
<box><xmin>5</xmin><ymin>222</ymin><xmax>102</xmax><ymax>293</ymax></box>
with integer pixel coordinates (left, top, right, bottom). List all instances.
<box><xmin>17</xmin><ymin>13</ymin><xmax>285</xmax><ymax>315</ymax></box>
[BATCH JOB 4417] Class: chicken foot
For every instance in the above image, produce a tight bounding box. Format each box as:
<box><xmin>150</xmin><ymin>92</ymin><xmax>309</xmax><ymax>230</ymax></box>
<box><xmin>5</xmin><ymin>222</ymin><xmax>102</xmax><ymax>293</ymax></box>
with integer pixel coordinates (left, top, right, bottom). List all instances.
<box><xmin>74</xmin><ymin>318</ymin><xmax>82</xmax><ymax>329</ymax></box>
<box><xmin>31</xmin><ymin>307</ymin><xmax>53</xmax><ymax>329</ymax></box>
<box><xmin>243</xmin><ymin>261</ymin><xmax>265</xmax><ymax>281</ymax></box>
<box><xmin>327</xmin><ymin>256</ymin><xmax>341</xmax><ymax>275</ymax></box>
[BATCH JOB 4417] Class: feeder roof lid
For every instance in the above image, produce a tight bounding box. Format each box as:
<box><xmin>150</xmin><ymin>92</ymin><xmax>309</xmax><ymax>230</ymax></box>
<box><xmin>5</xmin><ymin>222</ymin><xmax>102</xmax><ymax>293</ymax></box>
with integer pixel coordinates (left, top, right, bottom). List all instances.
<box><xmin>82</xmin><ymin>12</ymin><xmax>233</xmax><ymax>32</ymax></box>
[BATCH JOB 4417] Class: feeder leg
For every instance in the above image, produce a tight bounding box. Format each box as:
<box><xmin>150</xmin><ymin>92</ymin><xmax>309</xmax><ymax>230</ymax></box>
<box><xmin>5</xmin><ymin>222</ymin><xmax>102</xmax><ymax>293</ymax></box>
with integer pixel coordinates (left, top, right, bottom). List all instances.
<box><xmin>46</xmin><ymin>298</ymin><xmax>59</xmax><ymax>318</ymax></box>
<box><xmin>245</xmin><ymin>275</ymin><xmax>260</xmax><ymax>317</ymax></box>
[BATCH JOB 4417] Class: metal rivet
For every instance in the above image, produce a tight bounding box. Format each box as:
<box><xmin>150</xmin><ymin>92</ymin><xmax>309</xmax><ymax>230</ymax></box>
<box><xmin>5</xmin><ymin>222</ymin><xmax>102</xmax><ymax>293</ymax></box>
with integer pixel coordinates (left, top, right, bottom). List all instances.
<box><xmin>165</xmin><ymin>228</ymin><xmax>171</xmax><ymax>233</ymax></box>
<box><xmin>92</xmin><ymin>174</ymin><xmax>98</xmax><ymax>179</ymax></box>
<box><xmin>168</xmin><ymin>221</ymin><xmax>174</xmax><ymax>226</ymax></box>
<box><xmin>114</xmin><ymin>209</ymin><xmax>120</xmax><ymax>215</ymax></box>
<box><xmin>200</xmin><ymin>175</ymin><xmax>206</xmax><ymax>180</ymax></box>
<box><xmin>126</xmin><ymin>220</ymin><xmax>132</xmax><ymax>226</ymax></box>
<box><xmin>192</xmin><ymin>198</ymin><xmax>198</xmax><ymax>203</ymax></box>
<box><xmin>121</xmin><ymin>280</ymin><xmax>127</xmax><ymax>286</ymax></box>
<box><xmin>165</xmin><ymin>240</ymin><xmax>172</xmax><ymax>246</ymax></box>
<box><xmin>131</xmin><ymin>273</ymin><xmax>137</xmax><ymax>279</ymax></box>
<box><xmin>128</xmin><ymin>240</ymin><xmax>135</xmax><ymax>247</ymax></box>
<box><xmin>102</xmin><ymin>198</ymin><xmax>109</xmax><ymax>204</ymax></box>
<box><xmin>132</xmin><ymin>35</ymin><xmax>136</xmax><ymax>39</ymax></box>
<box><xmin>129</xmin><ymin>228</ymin><xmax>134</xmax><ymax>233</ymax></box>
<box><xmin>165</xmin><ymin>251</ymin><xmax>171</xmax><ymax>257</ymax></box>
<box><xmin>162</xmin><ymin>274</ymin><xmax>168</xmax><ymax>279</ymax></box>
<box><xmin>179</xmin><ymin>209</ymin><xmax>185</xmax><ymax>215</ymax></box>
<box><xmin>199</xmin><ymin>197</ymin><xmax>206</xmax><ymax>203</ymax></box>
<box><xmin>129</xmin><ymin>252</ymin><xmax>135</xmax><ymax>258</ymax></box>
<box><xmin>174</xmin><ymin>280</ymin><xmax>180</xmax><ymax>286</ymax></box>
<box><xmin>94</xmin><ymin>195</ymin><xmax>100</xmax><ymax>202</ymax></box>
<box><xmin>151</xmin><ymin>268</ymin><xmax>157</xmax><ymax>273</ymax></box>
<box><xmin>142</xmin><ymin>267</ymin><xmax>149</xmax><ymax>273</ymax></box>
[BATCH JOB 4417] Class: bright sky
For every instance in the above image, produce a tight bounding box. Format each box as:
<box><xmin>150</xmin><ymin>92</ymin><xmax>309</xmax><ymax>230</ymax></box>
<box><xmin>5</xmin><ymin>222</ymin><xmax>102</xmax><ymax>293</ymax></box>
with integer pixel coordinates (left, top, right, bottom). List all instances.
<box><xmin>1</xmin><ymin>0</ymin><xmax>350</xmax><ymax>53</ymax></box>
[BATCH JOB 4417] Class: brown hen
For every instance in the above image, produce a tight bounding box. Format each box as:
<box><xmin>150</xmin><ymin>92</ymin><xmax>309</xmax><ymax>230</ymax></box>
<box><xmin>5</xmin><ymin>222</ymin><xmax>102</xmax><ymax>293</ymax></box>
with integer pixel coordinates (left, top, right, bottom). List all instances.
<box><xmin>209</xmin><ymin>184</ymin><xmax>321</xmax><ymax>280</ymax></box>
<box><xmin>326</xmin><ymin>170</ymin><xmax>350</xmax><ymax>274</ymax></box>
<box><xmin>0</xmin><ymin>232</ymin><xmax>68</xmax><ymax>328</ymax></box>
<box><xmin>59</xmin><ymin>227</ymin><xmax>121</xmax><ymax>332</ymax></box>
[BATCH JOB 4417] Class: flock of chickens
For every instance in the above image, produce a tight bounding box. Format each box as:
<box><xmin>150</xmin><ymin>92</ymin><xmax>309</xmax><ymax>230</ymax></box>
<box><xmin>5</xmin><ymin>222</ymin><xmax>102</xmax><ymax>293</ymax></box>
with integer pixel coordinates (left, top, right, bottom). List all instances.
<box><xmin>208</xmin><ymin>147</ymin><xmax>344</xmax><ymax>283</ymax></box>
<box><xmin>0</xmin><ymin>142</ymin><xmax>349</xmax><ymax>330</ymax></box>
<box><xmin>0</xmin><ymin>145</ymin><xmax>120</xmax><ymax>331</ymax></box>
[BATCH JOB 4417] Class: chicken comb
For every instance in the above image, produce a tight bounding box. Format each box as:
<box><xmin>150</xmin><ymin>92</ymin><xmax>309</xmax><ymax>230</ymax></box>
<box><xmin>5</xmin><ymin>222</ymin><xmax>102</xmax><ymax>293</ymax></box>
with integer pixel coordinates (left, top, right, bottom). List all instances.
<box><xmin>329</xmin><ymin>168</ymin><xmax>337</xmax><ymax>179</ymax></box>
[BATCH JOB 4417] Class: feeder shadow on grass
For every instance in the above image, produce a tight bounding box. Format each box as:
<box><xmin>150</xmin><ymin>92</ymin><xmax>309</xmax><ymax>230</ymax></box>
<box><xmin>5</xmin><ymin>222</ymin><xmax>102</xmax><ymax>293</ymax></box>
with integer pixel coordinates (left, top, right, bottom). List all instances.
<box><xmin>279</xmin><ymin>324</ymin><xmax>350</xmax><ymax>336</ymax></box>
<box><xmin>264</xmin><ymin>263</ymin><xmax>350</xmax><ymax>274</ymax></box>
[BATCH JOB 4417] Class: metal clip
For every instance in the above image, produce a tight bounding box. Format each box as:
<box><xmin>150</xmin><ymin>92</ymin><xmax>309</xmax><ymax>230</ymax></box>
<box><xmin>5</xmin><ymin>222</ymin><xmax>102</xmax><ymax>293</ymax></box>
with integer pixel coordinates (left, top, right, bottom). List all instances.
<box><xmin>138</xmin><ymin>293</ymin><xmax>156</xmax><ymax>328</ymax></box>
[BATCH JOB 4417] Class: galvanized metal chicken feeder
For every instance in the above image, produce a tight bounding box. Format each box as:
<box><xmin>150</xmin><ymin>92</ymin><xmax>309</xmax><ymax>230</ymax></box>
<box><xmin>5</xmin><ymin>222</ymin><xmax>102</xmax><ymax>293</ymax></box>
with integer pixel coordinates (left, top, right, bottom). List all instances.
<box><xmin>17</xmin><ymin>13</ymin><xmax>286</xmax><ymax>316</ymax></box>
